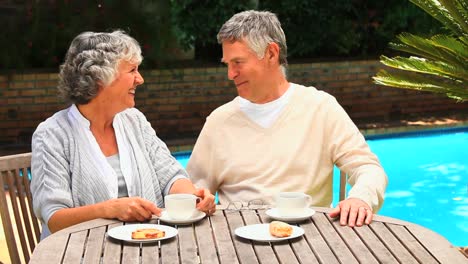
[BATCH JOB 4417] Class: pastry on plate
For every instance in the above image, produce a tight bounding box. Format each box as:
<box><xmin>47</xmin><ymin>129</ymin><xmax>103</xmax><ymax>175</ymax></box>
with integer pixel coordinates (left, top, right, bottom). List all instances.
<box><xmin>131</xmin><ymin>228</ymin><xmax>165</xmax><ymax>239</ymax></box>
<box><xmin>269</xmin><ymin>221</ymin><xmax>293</xmax><ymax>237</ymax></box>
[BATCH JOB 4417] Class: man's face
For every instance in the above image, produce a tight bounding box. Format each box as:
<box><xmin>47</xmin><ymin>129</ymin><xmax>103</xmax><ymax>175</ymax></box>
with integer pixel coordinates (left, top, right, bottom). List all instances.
<box><xmin>221</xmin><ymin>40</ymin><xmax>271</xmax><ymax>103</ymax></box>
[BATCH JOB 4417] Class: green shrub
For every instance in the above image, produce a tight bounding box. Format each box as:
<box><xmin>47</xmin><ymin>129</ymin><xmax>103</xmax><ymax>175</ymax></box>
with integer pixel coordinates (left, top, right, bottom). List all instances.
<box><xmin>0</xmin><ymin>0</ymin><xmax>445</xmax><ymax>70</ymax></box>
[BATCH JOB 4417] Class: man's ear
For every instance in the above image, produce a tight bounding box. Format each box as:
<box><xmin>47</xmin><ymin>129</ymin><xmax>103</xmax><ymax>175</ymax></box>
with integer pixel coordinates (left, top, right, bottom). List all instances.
<box><xmin>266</xmin><ymin>42</ymin><xmax>280</xmax><ymax>64</ymax></box>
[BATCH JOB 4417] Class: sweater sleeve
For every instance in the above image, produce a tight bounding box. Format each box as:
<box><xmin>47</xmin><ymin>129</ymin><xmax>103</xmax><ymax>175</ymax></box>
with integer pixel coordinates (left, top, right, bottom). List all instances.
<box><xmin>136</xmin><ymin>110</ymin><xmax>189</xmax><ymax>194</ymax></box>
<box><xmin>30</xmin><ymin>122</ymin><xmax>74</xmax><ymax>225</ymax></box>
<box><xmin>325</xmin><ymin>96</ymin><xmax>388</xmax><ymax>212</ymax></box>
<box><xmin>186</xmin><ymin>115</ymin><xmax>219</xmax><ymax>195</ymax></box>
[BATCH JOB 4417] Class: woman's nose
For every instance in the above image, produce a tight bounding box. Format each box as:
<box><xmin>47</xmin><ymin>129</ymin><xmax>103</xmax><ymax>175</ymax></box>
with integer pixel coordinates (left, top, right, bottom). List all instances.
<box><xmin>135</xmin><ymin>71</ymin><xmax>144</xmax><ymax>85</ymax></box>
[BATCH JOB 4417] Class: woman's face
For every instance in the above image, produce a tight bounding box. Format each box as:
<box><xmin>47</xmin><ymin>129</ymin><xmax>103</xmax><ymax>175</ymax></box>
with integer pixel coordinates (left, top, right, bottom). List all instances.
<box><xmin>100</xmin><ymin>60</ymin><xmax>144</xmax><ymax>112</ymax></box>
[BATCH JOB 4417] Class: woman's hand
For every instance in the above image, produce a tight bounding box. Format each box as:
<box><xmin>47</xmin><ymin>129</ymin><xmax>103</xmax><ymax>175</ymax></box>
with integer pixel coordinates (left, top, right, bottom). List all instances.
<box><xmin>193</xmin><ymin>188</ymin><xmax>216</xmax><ymax>215</ymax></box>
<box><xmin>105</xmin><ymin>197</ymin><xmax>162</xmax><ymax>222</ymax></box>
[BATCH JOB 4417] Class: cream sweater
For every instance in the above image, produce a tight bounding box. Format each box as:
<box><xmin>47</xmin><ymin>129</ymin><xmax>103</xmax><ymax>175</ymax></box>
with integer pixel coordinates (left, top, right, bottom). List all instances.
<box><xmin>187</xmin><ymin>83</ymin><xmax>387</xmax><ymax>211</ymax></box>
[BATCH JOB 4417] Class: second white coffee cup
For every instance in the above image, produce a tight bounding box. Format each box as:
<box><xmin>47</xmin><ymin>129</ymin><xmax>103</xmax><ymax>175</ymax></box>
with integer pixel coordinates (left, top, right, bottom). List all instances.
<box><xmin>164</xmin><ymin>193</ymin><xmax>197</xmax><ymax>220</ymax></box>
<box><xmin>276</xmin><ymin>192</ymin><xmax>311</xmax><ymax>217</ymax></box>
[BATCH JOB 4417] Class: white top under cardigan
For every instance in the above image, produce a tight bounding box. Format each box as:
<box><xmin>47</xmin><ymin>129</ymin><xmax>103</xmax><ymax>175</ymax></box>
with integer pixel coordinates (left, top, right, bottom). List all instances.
<box><xmin>31</xmin><ymin>105</ymin><xmax>186</xmax><ymax>239</ymax></box>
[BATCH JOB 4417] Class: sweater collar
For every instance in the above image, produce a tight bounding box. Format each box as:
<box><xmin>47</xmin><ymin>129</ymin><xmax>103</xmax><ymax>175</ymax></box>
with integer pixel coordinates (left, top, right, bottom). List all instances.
<box><xmin>68</xmin><ymin>104</ymin><xmax>91</xmax><ymax>129</ymax></box>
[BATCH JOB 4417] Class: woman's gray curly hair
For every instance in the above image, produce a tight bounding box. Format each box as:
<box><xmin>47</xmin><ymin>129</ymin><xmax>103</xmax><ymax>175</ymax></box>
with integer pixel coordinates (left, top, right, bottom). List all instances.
<box><xmin>217</xmin><ymin>10</ymin><xmax>288</xmax><ymax>76</ymax></box>
<box><xmin>58</xmin><ymin>30</ymin><xmax>143</xmax><ymax>104</ymax></box>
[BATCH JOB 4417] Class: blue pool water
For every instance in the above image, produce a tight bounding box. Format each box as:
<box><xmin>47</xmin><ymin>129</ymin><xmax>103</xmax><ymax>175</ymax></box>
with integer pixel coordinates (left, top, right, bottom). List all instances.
<box><xmin>174</xmin><ymin>127</ymin><xmax>468</xmax><ymax>246</ymax></box>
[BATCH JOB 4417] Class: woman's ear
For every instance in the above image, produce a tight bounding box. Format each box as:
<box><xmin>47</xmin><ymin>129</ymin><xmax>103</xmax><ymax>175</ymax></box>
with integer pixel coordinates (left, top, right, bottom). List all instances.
<box><xmin>96</xmin><ymin>80</ymin><xmax>105</xmax><ymax>89</ymax></box>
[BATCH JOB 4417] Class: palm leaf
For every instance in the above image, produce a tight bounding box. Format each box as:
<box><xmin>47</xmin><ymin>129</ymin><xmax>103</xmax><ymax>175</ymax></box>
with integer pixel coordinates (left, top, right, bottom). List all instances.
<box><xmin>380</xmin><ymin>55</ymin><xmax>468</xmax><ymax>81</ymax></box>
<box><xmin>374</xmin><ymin>0</ymin><xmax>467</xmax><ymax>101</ymax></box>
<box><xmin>461</xmin><ymin>36</ymin><xmax>468</xmax><ymax>46</ymax></box>
<box><xmin>390</xmin><ymin>33</ymin><xmax>466</xmax><ymax>68</ymax></box>
<box><xmin>438</xmin><ymin>0</ymin><xmax>468</xmax><ymax>34</ymax></box>
<box><xmin>430</xmin><ymin>35</ymin><xmax>468</xmax><ymax>58</ymax></box>
<box><xmin>409</xmin><ymin>0</ymin><xmax>463</xmax><ymax>35</ymax></box>
<box><xmin>373</xmin><ymin>70</ymin><xmax>467</xmax><ymax>101</ymax></box>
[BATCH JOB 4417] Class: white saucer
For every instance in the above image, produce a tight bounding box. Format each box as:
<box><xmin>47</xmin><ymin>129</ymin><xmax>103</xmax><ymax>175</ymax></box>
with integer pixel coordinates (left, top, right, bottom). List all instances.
<box><xmin>235</xmin><ymin>224</ymin><xmax>304</xmax><ymax>242</ymax></box>
<box><xmin>107</xmin><ymin>224</ymin><xmax>178</xmax><ymax>243</ymax></box>
<box><xmin>265</xmin><ymin>208</ymin><xmax>315</xmax><ymax>222</ymax></box>
<box><xmin>158</xmin><ymin>210</ymin><xmax>206</xmax><ymax>225</ymax></box>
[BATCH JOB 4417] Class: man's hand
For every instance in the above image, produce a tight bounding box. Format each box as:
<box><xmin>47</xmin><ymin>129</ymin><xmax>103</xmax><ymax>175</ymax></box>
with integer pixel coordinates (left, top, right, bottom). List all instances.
<box><xmin>194</xmin><ymin>188</ymin><xmax>216</xmax><ymax>215</ymax></box>
<box><xmin>329</xmin><ymin>198</ymin><xmax>373</xmax><ymax>227</ymax></box>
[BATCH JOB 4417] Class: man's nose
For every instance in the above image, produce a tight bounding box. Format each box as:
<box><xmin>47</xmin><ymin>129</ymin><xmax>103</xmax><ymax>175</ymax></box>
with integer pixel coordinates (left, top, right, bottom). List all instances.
<box><xmin>227</xmin><ymin>65</ymin><xmax>238</xmax><ymax>80</ymax></box>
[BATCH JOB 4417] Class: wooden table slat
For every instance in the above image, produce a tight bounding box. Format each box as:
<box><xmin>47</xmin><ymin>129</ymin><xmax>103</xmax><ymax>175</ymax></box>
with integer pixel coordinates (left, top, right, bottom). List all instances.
<box><xmin>160</xmin><ymin>226</ymin><xmax>179</xmax><ymax>264</ymax></box>
<box><xmin>330</xmin><ymin>220</ymin><xmax>379</xmax><ymax>264</ymax></box>
<box><xmin>243</xmin><ymin>210</ymin><xmax>280</xmax><ymax>264</ymax></box>
<box><xmin>369</xmin><ymin>221</ymin><xmax>419</xmax><ymax>264</ymax></box>
<box><xmin>225</xmin><ymin>211</ymin><xmax>260</xmax><ymax>264</ymax></box>
<box><xmin>352</xmin><ymin>222</ymin><xmax>399</xmax><ymax>263</ymax></box>
<box><xmin>387</xmin><ymin>223</ymin><xmax>438</xmax><ymax>264</ymax></box>
<box><xmin>261</xmin><ymin>213</ymin><xmax>319</xmax><ymax>264</ymax></box>
<box><xmin>140</xmin><ymin>242</ymin><xmax>159</xmax><ymax>264</ymax></box>
<box><xmin>82</xmin><ymin>226</ymin><xmax>106</xmax><ymax>264</ymax></box>
<box><xmin>28</xmin><ymin>209</ymin><xmax>466</xmax><ymax>264</ymax></box>
<box><xmin>102</xmin><ymin>222</ymin><xmax>124</xmax><ymax>264</ymax></box>
<box><xmin>139</xmin><ymin>219</ymin><xmax>161</xmax><ymax>264</ymax></box>
<box><xmin>62</xmin><ymin>230</ymin><xmax>88</xmax><ymax>264</ymax></box>
<box><xmin>210</xmin><ymin>211</ymin><xmax>240</xmax><ymax>264</ymax></box>
<box><xmin>178</xmin><ymin>224</ymin><xmax>199</xmax><ymax>264</ymax></box>
<box><xmin>405</xmin><ymin>222</ymin><xmax>468</xmax><ymax>264</ymax></box>
<box><xmin>121</xmin><ymin>241</ymin><xmax>140</xmax><ymax>264</ymax></box>
<box><xmin>289</xmin><ymin>230</ymin><xmax>320</xmax><ymax>264</ymax></box>
<box><xmin>313</xmin><ymin>213</ymin><xmax>359</xmax><ymax>264</ymax></box>
<box><xmin>299</xmin><ymin>217</ymin><xmax>340</xmax><ymax>264</ymax></box>
<box><xmin>194</xmin><ymin>217</ymin><xmax>220</xmax><ymax>264</ymax></box>
<box><xmin>258</xmin><ymin>209</ymin><xmax>302</xmax><ymax>264</ymax></box>
<box><xmin>29</xmin><ymin>232</ymin><xmax>69</xmax><ymax>263</ymax></box>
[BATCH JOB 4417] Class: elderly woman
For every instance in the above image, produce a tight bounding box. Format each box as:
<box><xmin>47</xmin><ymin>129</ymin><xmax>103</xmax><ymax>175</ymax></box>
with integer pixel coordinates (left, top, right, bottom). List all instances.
<box><xmin>31</xmin><ymin>30</ymin><xmax>216</xmax><ymax>238</ymax></box>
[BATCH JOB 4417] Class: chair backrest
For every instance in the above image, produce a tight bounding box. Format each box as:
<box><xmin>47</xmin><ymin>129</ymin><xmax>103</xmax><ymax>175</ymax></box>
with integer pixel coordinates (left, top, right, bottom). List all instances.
<box><xmin>0</xmin><ymin>152</ymin><xmax>41</xmax><ymax>264</ymax></box>
<box><xmin>339</xmin><ymin>170</ymin><xmax>347</xmax><ymax>201</ymax></box>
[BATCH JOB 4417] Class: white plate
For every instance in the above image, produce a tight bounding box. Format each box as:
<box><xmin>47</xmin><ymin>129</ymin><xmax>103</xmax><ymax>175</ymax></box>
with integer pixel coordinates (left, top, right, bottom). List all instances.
<box><xmin>107</xmin><ymin>224</ymin><xmax>178</xmax><ymax>243</ymax></box>
<box><xmin>265</xmin><ymin>208</ymin><xmax>315</xmax><ymax>222</ymax></box>
<box><xmin>235</xmin><ymin>224</ymin><xmax>304</xmax><ymax>242</ymax></box>
<box><xmin>159</xmin><ymin>210</ymin><xmax>206</xmax><ymax>225</ymax></box>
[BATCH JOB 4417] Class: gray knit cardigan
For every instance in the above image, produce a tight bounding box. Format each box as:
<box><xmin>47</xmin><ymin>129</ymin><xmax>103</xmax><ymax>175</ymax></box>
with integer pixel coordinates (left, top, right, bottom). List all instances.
<box><xmin>30</xmin><ymin>106</ymin><xmax>188</xmax><ymax>226</ymax></box>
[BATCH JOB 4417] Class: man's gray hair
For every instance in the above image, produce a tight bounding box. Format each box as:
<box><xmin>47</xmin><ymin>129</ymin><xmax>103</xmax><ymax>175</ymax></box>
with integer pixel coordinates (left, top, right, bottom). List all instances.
<box><xmin>58</xmin><ymin>30</ymin><xmax>143</xmax><ymax>104</ymax></box>
<box><xmin>217</xmin><ymin>10</ymin><xmax>288</xmax><ymax>74</ymax></box>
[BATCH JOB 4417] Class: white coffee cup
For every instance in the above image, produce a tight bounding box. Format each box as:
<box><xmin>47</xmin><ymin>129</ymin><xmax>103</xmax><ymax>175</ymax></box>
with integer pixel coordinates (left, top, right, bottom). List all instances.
<box><xmin>275</xmin><ymin>192</ymin><xmax>311</xmax><ymax>217</ymax></box>
<box><xmin>164</xmin><ymin>194</ymin><xmax>197</xmax><ymax>220</ymax></box>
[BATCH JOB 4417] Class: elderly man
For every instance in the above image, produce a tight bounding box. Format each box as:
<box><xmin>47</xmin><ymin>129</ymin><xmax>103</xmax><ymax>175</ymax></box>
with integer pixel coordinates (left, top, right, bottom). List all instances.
<box><xmin>187</xmin><ymin>10</ymin><xmax>387</xmax><ymax>227</ymax></box>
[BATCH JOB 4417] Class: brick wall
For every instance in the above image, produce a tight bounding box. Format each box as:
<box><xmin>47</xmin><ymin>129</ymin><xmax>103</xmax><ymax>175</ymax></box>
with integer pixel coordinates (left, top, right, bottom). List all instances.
<box><xmin>1</xmin><ymin>60</ymin><xmax>466</xmax><ymax>150</ymax></box>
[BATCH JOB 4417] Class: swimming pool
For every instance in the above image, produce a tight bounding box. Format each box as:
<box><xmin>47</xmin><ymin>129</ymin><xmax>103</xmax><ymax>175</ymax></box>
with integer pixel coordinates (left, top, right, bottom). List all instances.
<box><xmin>174</xmin><ymin>127</ymin><xmax>468</xmax><ymax>246</ymax></box>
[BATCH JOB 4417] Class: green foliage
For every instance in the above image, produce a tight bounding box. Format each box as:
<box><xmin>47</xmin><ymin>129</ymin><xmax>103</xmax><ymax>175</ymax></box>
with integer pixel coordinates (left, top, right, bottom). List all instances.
<box><xmin>0</xmin><ymin>0</ymin><xmax>451</xmax><ymax>69</ymax></box>
<box><xmin>1</xmin><ymin>1</ymin><xmax>174</xmax><ymax>70</ymax></box>
<box><xmin>170</xmin><ymin>0</ymin><xmax>441</xmax><ymax>60</ymax></box>
<box><xmin>373</xmin><ymin>0</ymin><xmax>467</xmax><ymax>101</ymax></box>
<box><xmin>259</xmin><ymin>0</ymin><xmax>358</xmax><ymax>58</ymax></box>
<box><xmin>170</xmin><ymin>0</ymin><xmax>257</xmax><ymax>60</ymax></box>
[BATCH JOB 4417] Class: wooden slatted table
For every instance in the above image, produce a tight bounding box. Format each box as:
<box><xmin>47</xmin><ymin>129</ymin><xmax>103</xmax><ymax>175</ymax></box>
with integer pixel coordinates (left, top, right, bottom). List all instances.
<box><xmin>29</xmin><ymin>207</ymin><xmax>467</xmax><ymax>263</ymax></box>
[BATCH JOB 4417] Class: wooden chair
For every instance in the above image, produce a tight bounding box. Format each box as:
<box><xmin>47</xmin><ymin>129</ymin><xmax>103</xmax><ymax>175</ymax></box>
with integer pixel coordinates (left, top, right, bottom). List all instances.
<box><xmin>0</xmin><ymin>152</ymin><xmax>41</xmax><ymax>264</ymax></box>
<box><xmin>339</xmin><ymin>170</ymin><xmax>347</xmax><ymax>201</ymax></box>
